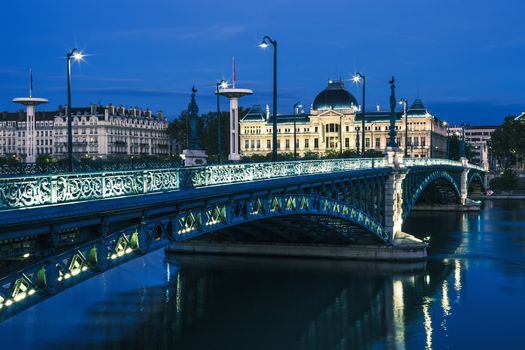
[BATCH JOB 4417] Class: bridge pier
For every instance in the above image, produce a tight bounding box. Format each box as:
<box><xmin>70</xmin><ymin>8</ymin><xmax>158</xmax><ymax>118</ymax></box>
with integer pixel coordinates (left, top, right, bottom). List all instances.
<box><xmin>384</xmin><ymin>149</ymin><xmax>407</xmax><ymax>243</ymax></box>
<box><xmin>460</xmin><ymin>157</ymin><xmax>469</xmax><ymax>205</ymax></box>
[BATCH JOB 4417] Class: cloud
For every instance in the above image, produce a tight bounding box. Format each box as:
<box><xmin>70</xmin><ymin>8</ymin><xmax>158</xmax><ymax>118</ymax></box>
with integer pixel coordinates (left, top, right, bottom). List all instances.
<box><xmin>113</xmin><ymin>25</ymin><xmax>246</xmax><ymax>42</ymax></box>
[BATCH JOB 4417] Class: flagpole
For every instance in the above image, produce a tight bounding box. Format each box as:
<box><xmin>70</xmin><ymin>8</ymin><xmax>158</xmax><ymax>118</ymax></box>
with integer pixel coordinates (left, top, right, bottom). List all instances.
<box><xmin>232</xmin><ymin>57</ymin><xmax>236</xmax><ymax>88</ymax></box>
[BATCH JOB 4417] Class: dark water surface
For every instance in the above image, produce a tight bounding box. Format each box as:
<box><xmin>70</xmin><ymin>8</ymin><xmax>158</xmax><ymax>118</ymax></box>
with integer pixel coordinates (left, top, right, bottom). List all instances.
<box><xmin>2</xmin><ymin>200</ymin><xmax>525</xmax><ymax>349</ymax></box>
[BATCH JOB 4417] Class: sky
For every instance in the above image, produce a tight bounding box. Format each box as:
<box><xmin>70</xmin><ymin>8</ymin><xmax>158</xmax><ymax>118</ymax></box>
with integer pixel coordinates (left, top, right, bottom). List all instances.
<box><xmin>1</xmin><ymin>0</ymin><xmax>524</xmax><ymax>125</ymax></box>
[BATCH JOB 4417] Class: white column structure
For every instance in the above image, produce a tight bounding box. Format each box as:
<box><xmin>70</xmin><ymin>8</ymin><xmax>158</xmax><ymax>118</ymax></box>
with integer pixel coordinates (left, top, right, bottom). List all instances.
<box><xmin>218</xmin><ymin>88</ymin><xmax>253</xmax><ymax>162</ymax></box>
<box><xmin>12</xmin><ymin>97</ymin><xmax>48</xmax><ymax>163</ymax></box>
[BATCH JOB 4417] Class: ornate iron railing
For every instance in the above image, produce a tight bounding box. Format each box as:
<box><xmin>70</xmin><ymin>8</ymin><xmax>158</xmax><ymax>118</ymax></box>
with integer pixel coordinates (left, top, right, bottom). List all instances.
<box><xmin>0</xmin><ymin>158</ymin><xmax>388</xmax><ymax>211</ymax></box>
<box><xmin>0</xmin><ymin>160</ymin><xmax>182</xmax><ymax>177</ymax></box>
<box><xmin>404</xmin><ymin>158</ymin><xmax>483</xmax><ymax>171</ymax></box>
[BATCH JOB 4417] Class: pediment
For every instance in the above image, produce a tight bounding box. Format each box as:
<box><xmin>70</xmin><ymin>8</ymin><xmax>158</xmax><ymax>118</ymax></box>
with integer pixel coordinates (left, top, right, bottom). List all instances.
<box><xmin>318</xmin><ymin>109</ymin><xmax>345</xmax><ymax>117</ymax></box>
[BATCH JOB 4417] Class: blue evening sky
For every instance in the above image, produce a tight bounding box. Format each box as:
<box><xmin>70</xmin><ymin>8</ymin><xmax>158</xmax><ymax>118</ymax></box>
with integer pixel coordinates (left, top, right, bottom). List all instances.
<box><xmin>1</xmin><ymin>0</ymin><xmax>524</xmax><ymax>125</ymax></box>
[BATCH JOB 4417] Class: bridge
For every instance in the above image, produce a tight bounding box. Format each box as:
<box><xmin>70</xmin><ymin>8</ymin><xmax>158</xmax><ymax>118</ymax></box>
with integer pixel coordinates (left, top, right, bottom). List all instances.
<box><xmin>0</xmin><ymin>152</ymin><xmax>485</xmax><ymax>319</ymax></box>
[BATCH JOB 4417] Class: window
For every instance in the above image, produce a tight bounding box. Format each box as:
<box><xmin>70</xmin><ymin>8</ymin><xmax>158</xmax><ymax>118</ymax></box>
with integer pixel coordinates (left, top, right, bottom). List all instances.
<box><xmin>315</xmin><ymin>127</ymin><xmax>318</xmax><ymax>132</ymax></box>
<box><xmin>314</xmin><ymin>138</ymin><xmax>319</xmax><ymax>148</ymax></box>
<box><xmin>267</xmin><ymin>140</ymin><xmax>271</xmax><ymax>149</ymax></box>
<box><xmin>305</xmin><ymin>139</ymin><xmax>309</xmax><ymax>148</ymax></box>
<box><xmin>375</xmin><ymin>138</ymin><xmax>380</xmax><ymax>147</ymax></box>
<box><xmin>414</xmin><ymin>137</ymin><xmax>419</xmax><ymax>146</ymax></box>
<box><xmin>421</xmin><ymin>137</ymin><xmax>426</xmax><ymax>147</ymax></box>
<box><xmin>285</xmin><ymin>139</ymin><xmax>290</xmax><ymax>149</ymax></box>
<box><xmin>365</xmin><ymin>138</ymin><xmax>370</xmax><ymax>148</ymax></box>
<box><xmin>345</xmin><ymin>138</ymin><xmax>349</xmax><ymax>148</ymax></box>
<box><xmin>257</xmin><ymin>140</ymin><xmax>260</xmax><ymax>149</ymax></box>
<box><xmin>245</xmin><ymin>140</ymin><xmax>249</xmax><ymax>149</ymax></box>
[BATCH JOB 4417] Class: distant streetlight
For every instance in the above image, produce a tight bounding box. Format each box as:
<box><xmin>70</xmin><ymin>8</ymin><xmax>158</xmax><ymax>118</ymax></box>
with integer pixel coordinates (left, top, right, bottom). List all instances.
<box><xmin>293</xmin><ymin>101</ymin><xmax>302</xmax><ymax>160</ymax></box>
<box><xmin>216</xmin><ymin>80</ymin><xmax>227</xmax><ymax>163</ymax></box>
<box><xmin>67</xmin><ymin>48</ymin><xmax>84</xmax><ymax>172</ymax></box>
<box><xmin>429</xmin><ymin>116</ymin><xmax>434</xmax><ymax>158</ymax></box>
<box><xmin>399</xmin><ymin>98</ymin><xmax>408</xmax><ymax>157</ymax></box>
<box><xmin>353</xmin><ymin>73</ymin><xmax>366</xmax><ymax>157</ymax></box>
<box><xmin>259</xmin><ymin>35</ymin><xmax>278</xmax><ymax>161</ymax></box>
<box><xmin>444</xmin><ymin>121</ymin><xmax>450</xmax><ymax>158</ymax></box>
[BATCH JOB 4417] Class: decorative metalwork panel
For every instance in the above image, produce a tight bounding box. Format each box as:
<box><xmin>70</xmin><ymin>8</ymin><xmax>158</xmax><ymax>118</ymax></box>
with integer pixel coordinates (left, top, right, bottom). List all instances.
<box><xmin>0</xmin><ymin>160</ymin><xmax>182</xmax><ymax>177</ymax></box>
<box><xmin>0</xmin><ymin>158</ymin><xmax>388</xmax><ymax>211</ymax></box>
<box><xmin>0</xmin><ymin>157</ymin><xmax>484</xmax><ymax>211</ymax></box>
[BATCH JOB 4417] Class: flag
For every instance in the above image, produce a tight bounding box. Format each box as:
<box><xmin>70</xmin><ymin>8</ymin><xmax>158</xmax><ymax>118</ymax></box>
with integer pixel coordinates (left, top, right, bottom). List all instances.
<box><xmin>29</xmin><ymin>68</ymin><xmax>33</xmax><ymax>97</ymax></box>
<box><xmin>232</xmin><ymin>57</ymin><xmax>236</xmax><ymax>88</ymax></box>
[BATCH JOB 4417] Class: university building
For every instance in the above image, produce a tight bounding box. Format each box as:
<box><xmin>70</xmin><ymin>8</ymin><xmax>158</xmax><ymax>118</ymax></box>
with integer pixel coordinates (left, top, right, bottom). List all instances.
<box><xmin>449</xmin><ymin>124</ymin><xmax>498</xmax><ymax>170</ymax></box>
<box><xmin>240</xmin><ymin>80</ymin><xmax>447</xmax><ymax>158</ymax></box>
<box><xmin>0</xmin><ymin>104</ymin><xmax>170</xmax><ymax>161</ymax></box>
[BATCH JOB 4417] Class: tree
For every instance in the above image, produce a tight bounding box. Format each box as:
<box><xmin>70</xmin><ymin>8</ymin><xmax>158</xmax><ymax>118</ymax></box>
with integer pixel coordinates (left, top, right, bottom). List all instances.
<box><xmin>489</xmin><ymin>116</ymin><xmax>525</xmax><ymax>169</ymax></box>
<box><xmin>447</xmin><ymin>134</ymin><xmax>474</xmax><ymax>161</ymax></box>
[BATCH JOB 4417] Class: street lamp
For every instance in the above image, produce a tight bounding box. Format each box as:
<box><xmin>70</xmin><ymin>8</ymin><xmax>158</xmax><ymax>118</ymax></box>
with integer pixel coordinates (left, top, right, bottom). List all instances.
<box><xmin>399</xmin><ymin>98</ymin><xmax>408</xmax><ymax>157</ymax></box>
<box><xmin>216</xmin><ymin>80</ymin><xmax>228</xmax><ymax>163</ymax></box>
<box><xmin>66</xmin><ymin>48</ymin><xmax>84</xmax><ymax>172</ymax></box>
<box><xmin>259</xmin><ymin>35</ymin><xmax>278</xmax><ymax>161</ymax></box>
<box><xmin>460</xmin><ymin>123</ymin><xmax>466</xmax><ymax>158</ymax></box>
<box><xmin>353</xmin><ymin>73</ymin><xmax>366</xmax><ymax>157</ymax></box>
<box><xmin>444</xmin><ymin>121</ymin><xmax>449</xmax><ymax>159</ymax></box>
<box><xmin>293</xmin><ymin>101</ymin><xmax>302</xmax><ymax>160</ymax></box>
<box><xmin>429</xmin><ymin>115</ymin><xmax>434</xmax><ymax>158</ymax></box>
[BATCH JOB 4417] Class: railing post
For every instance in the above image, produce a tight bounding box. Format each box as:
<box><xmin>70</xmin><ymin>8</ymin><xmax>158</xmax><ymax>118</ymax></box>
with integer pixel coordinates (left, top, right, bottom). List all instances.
<box><xmin>101</xmin><ymin>173</ymin><xmax>106</xmax><ymax>199</ymax></box>
<box><xmin>50</xmin><ymin>175</ymin><xmax>58</xmax><ymax>204</ymax></box>
<box><xmin>142</xmin><ymin>170</ymin><xmax>148</xmax><ymax>194</ymax></box>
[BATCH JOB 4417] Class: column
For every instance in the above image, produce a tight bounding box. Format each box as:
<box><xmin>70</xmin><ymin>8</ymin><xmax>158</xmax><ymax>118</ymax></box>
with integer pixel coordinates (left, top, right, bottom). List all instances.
<box><xmin>26</xmin><ymin>105</ymin><xmax>36</xmax><ymax>163</ymax></box>
<box><xmin>228</xmin><ymin>97</ymin><xmax>240</xmax><ymax>161</ymax></box>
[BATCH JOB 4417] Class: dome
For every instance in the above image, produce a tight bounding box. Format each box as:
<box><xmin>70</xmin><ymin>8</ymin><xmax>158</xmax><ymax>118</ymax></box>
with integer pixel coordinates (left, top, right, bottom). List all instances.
<box><xmin>312</xmin><ymin>80</ymin><xmax>358</xmax><ymax>111</ymax></box>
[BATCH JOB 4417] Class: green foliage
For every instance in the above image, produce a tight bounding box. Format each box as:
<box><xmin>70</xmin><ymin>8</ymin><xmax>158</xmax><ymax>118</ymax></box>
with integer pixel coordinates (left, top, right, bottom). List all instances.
<box><xmin>447</xmin><ymin>134</ymin><xmax>474</xmax><ymax>161</ymax></box>
<box><xmin>489</xmin><ymin>116</ymin><xmax>525</xmax><ymax>168</ymax></box>
<box><xmin>490</xmin><ymin>168</ymin><xmax>518</xmax><ymax>191</ymax></box>
<box><xmin>302</xmin><ymin>151</ymin><xmax>320</xmax><ymax>160</ymax></box>
<box><xmin>169</xmin><ymin>107</ymin><xmax>250</xmax><ymax>159</ymax></box>
<box><xmin>241</xmin><ymin>153</ymin><xmax>272</xmax><ymax>163</ymax></box>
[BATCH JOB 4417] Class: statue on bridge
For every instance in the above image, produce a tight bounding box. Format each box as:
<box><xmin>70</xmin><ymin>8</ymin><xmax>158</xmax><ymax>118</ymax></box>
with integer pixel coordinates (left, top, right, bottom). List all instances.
<box><xmin>387</xmin><ymin>76</ymin><xmax>398</xmax><ymax>148</ymax></box>
<box><xmin>181</xmin><ymin>86</ymin><xmax>208</xmax><ymax>166</ymax></box>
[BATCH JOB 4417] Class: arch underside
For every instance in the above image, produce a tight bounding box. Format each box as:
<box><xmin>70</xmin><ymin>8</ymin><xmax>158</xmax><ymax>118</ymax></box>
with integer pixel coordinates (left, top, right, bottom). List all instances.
<box><xmin>468</xmin><ymin>171</ymin><xmax>485</xmax><ymax>193</ymax></box>
<box><xmin>0</xmin><ymin>193</ymin><xmax>386</xmax><ymax>320</ymax></box>
<box><xmin>403</xmin><ymin>170</ymin><xmax>462</xmax><ymax>220</ymax></box>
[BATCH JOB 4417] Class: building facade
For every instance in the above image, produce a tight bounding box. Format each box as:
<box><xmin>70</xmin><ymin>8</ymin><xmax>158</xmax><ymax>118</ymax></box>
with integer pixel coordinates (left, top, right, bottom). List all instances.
<box><xmin>449</xmin><ymin>125</ymin><xmax>498</xmax><ymax>170</ymax></box>
<box><xmin>240</xmin><ymin>80</ymin><xmax>447</xmax><ymax>158</ymax></box>
<box><xmin>0</xmin><ymin>104</ymin><xmax>170</xmax><ymax>161</ymax></box>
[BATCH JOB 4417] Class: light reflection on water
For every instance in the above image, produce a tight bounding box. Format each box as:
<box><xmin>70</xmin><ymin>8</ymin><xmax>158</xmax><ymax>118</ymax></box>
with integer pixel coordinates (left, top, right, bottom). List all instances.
<box><xmin>1</xmin><ymin>200</ymin><xmax>525</xmax><ymax>349</ymax></box>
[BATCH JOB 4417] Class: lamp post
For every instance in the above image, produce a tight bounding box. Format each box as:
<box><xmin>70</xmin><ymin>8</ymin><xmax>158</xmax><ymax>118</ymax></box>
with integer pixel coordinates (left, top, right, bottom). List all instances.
<box><xmin>356</xmin><ymin>128</ymin><xmax>360</xmax><ymax>156</ymax></box>
<box><xmin>293</xmin><ymin>101</ymin><xmax>302</xmax><ymax>160</ymax></box>
<box><xmin>216</xmin><ymin>80</ymin><xmax>227</xmax><ymax>163</ymax></box>
<box><xmin>259</xmin><ymin>36</ymin><xmax>278</xmax><ymax>161</ymax></box>
<box><xmin>66</xmin><ymin>48</ymin><xmax>84</xmax><ymax>172</ymax></box>
<box><xmin>460</xmin><ymin>123</ymin><xmax>466</xmax><ymax>158</ymax></box>
<box><xmin>352</xmin><ymin>73</ymin><xmax>366</xmax><ymax>157</ymax></box>
<box><xmin>444</xmin><ymin>121</ymin><xmax>449</xmax><ymax>159</ymax></box>
<box><xmin>429</xmin><ymin>116</ymin><xmax>434</xmax><ymax>158</ymax></box>
<box><xmin>399</xmin><ymin>98</ymin><xmax>408</xmax><ymax>157</ymax></box>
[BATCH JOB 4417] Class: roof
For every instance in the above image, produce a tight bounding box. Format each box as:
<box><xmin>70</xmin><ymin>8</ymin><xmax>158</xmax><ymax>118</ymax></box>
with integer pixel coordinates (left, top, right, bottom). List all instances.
<box><xmin>407</xmin><ymin>98</ymin><xmax>430</xmax><ymax>116</ymax></box>
<box><xmin>267</xmin><ymin>113</ymin><xmax>310</xmax><ymax>124</ymax></box>
<box><xmin>354</xmin><ymin>111</ymin><xmax>403</xmax><ymax>122</ymax></box>
<box><xmin>312</xmin><ymin>80</ymin><xmax>358</xmax><ymax>111</ymax></box>
<box><xmin>241</xmin><ymin>105</ymin><xmax>266</xmax><ymax>122</ymax></box>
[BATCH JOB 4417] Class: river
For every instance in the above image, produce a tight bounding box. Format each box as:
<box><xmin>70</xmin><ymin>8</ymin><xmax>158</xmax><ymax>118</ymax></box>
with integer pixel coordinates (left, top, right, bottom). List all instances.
<box><xmin>1</xmin><ymin>200</ymin><xmax>525</xmax><ymax>349</ymax></box>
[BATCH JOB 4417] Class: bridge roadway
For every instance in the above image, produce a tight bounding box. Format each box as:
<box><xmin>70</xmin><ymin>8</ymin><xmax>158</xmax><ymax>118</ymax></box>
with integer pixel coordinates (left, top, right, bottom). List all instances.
<box><xmin>0</xmin><ymin>155</ymin><xmax>485</xmax><ymax>320</ymax></box>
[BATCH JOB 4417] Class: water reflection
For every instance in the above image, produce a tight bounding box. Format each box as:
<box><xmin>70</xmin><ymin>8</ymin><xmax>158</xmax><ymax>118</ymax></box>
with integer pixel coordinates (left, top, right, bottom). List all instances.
<box><xmin>36</xmin><ymin>254</ymin><xmax>469</xmax><ymax>350</ymax></box>
<box><xmin>3</xmin><ymin>200</ymin><xmax>525</xmax><ymax>349</ymax></box>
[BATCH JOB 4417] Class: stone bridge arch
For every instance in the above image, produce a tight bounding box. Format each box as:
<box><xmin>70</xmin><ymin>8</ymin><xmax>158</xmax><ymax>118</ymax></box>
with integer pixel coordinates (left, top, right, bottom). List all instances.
<box><xmin>402</xmin><ymin>169</ymin><xmax>462</xmax><ymax>220</ymax></box>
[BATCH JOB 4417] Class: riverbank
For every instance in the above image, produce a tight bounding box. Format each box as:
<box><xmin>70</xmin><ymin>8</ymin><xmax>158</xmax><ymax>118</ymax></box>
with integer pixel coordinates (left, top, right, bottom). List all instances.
<box><xmin>166</xmin><ymin>232</ymin><xmax>427</xmax><ymax>261</ymax></box>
